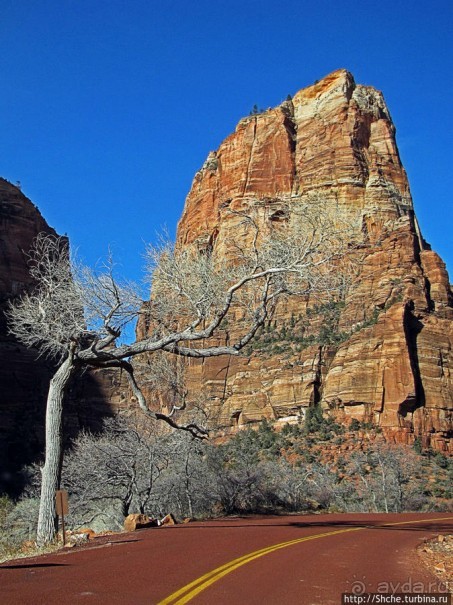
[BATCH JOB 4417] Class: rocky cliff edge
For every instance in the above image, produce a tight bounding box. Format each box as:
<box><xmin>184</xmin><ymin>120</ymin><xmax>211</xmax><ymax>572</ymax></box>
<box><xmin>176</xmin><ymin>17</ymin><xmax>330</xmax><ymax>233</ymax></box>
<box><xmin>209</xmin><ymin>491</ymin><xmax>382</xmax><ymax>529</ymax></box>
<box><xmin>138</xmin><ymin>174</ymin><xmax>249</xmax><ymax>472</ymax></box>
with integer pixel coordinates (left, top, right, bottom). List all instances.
<box><xmin>171</xmin><ymin>70</ymin><xmax>452</xmax><ymax>453</ymax></box>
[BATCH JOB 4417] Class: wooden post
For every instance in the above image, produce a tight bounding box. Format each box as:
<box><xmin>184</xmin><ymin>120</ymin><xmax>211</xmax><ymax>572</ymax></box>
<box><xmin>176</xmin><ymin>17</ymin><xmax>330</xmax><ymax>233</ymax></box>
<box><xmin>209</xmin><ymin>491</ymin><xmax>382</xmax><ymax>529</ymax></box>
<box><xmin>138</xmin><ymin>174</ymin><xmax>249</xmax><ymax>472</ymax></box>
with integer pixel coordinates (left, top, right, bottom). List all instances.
<box><xmin>55</xmin><ymin>490</ymin><xmax>69</xmax><ymax>545</ymax></box>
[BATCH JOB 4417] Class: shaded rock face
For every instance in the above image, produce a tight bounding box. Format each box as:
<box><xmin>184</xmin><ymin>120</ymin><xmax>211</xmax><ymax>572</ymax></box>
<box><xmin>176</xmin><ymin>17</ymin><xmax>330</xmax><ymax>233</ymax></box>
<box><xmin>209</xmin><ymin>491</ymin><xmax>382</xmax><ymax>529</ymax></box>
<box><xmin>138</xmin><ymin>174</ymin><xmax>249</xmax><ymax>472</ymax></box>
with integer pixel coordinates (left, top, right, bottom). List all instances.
<box><xmin>0</xmin><ymin>179</ymin><xmax>59</xmax><ymax>493</ymax></box>
<box><xmin>174</xmin><ymin>70</ymin><xmax>452</xmax><ymax>453</ymax></box>
<box><xmin>0</xmin><ymin>180</ymin><xmax>126</xmax><ymax>495</ymax></box>
<box><xmin>0</xmin><ymin>179</ymin><xmax>56</xmax><ymax>304</ymax></box>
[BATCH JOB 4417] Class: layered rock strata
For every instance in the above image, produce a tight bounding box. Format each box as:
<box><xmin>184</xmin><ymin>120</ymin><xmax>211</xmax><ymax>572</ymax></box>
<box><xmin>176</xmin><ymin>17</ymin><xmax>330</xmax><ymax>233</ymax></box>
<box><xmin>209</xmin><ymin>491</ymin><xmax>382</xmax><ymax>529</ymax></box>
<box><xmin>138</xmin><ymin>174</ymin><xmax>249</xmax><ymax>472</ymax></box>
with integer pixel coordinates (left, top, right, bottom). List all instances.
<box><xmin>171</xmin><ymin>70</ymin><xmax>452</xmax><ymax>452</ymax></box>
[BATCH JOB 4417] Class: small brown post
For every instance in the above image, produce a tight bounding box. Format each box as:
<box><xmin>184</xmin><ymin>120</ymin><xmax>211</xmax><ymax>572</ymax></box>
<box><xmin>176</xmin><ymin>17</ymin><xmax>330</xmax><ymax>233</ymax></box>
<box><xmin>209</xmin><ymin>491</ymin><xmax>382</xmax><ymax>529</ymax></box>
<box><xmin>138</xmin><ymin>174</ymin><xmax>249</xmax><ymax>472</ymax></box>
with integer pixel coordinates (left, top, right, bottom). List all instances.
<box><xmin>55</xmin><ymin>490</ymin><xmax>69</xmax><ymax>545</ymax></box>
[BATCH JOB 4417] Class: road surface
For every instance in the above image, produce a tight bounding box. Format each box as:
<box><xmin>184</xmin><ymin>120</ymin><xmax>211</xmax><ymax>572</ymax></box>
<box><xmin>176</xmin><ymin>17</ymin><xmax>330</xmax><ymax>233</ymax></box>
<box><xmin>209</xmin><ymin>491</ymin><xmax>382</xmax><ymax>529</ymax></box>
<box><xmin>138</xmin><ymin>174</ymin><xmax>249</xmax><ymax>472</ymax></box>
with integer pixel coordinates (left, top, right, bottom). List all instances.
<box><xmin>1</xmin><ymin>513</ymin><xmax>452</xmax><ymax>604</ymax></box>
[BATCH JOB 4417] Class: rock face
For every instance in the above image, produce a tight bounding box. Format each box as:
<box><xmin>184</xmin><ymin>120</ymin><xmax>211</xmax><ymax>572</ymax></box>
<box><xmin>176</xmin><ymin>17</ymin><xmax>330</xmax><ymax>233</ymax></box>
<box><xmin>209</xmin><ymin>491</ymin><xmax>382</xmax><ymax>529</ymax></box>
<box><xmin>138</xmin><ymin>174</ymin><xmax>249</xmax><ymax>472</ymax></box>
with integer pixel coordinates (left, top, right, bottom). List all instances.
<box><xmin>0</xmin><ymin>179</ymin><xmax>59</xmax><ymax>493</ymax></box>
<box><xmin>173</xmin><ymin>70</ymin><xmax>452</xmax><ymax>453</ymax></box>
<box><xmin>0</xmin><ymin>179</ymin><xmax>126</xmax><ymax>494</ymax></box>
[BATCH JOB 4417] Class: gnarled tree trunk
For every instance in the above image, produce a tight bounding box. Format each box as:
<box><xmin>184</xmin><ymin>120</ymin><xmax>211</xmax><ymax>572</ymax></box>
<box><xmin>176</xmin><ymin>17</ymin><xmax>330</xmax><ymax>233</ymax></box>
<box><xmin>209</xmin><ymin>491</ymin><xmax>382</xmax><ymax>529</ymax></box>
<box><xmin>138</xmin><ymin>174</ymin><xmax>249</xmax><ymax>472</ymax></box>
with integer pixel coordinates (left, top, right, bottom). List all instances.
<box><xmin>36</xmin><ymin>352</ymin><xmax>75</xmax><ymax>546</ymax></box>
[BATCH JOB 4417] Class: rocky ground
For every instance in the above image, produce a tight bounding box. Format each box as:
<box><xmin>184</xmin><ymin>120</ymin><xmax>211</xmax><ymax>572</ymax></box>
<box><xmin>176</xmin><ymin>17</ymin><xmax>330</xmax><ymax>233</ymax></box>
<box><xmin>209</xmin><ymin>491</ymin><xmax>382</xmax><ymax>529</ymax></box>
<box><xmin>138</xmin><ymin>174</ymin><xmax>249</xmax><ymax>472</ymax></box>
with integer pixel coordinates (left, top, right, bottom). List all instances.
<box><xmin>418</xmin><ymin>534</ymin><xmax>453</xmax><ymax>594</ymax></box>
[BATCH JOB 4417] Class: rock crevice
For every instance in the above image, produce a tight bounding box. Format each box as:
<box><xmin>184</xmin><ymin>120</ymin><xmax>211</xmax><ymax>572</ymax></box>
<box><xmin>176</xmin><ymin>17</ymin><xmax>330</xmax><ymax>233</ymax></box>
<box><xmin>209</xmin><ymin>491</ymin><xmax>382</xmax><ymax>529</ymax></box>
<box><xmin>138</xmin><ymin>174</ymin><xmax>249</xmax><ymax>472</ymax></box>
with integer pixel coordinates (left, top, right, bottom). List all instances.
<box><xmin>174</xmin><ymin>70</ymin><xmax>452</xmax><ymax>452</ymax></box>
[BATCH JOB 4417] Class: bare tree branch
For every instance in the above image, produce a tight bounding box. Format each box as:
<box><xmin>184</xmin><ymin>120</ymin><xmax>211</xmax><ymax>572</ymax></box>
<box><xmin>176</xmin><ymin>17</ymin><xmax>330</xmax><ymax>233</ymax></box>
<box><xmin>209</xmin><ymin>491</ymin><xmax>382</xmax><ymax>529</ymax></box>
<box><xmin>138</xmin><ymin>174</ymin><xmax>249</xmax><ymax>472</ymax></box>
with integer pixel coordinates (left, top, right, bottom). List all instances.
<box><xmin>7</xmin><ymin>196</ymin><xmax>363</xmax><ymax>544</ymax></box>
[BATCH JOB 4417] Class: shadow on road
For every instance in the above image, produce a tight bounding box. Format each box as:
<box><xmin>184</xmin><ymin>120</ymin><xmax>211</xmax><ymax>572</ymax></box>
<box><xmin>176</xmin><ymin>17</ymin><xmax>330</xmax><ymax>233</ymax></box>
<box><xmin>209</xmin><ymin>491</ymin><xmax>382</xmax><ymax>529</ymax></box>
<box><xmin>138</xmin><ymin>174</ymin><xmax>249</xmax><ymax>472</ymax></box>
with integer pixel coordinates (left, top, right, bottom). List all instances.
<box><xmin>1</xmin><ymin>563</ymin><xmax>68</xmax><ymax>569</ymax></box>
<box><xmin>107</xmin><ymin>538</ymin><xmax>140</xmax><ymax>544</ymax></box>
<box><xmin>288</xmin><ymin>520</ymin><xmax>453</xmax><ymax>532</ymax></box>
<box><xmin>166</xmin><ymin>516</ymin><xmax>453</xmax><ymax>533</ymax></box>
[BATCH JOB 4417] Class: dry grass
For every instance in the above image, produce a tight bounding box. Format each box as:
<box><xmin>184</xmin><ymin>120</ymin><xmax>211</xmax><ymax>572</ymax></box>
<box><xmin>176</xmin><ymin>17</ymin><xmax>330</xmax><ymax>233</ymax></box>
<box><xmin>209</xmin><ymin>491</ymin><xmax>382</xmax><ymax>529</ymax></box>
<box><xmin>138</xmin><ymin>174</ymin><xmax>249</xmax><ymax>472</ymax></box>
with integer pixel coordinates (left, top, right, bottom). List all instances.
<box><xmin>0</xmin><ymin>540</ymin><xmax>61</xmax><ymax>565</ymax></box>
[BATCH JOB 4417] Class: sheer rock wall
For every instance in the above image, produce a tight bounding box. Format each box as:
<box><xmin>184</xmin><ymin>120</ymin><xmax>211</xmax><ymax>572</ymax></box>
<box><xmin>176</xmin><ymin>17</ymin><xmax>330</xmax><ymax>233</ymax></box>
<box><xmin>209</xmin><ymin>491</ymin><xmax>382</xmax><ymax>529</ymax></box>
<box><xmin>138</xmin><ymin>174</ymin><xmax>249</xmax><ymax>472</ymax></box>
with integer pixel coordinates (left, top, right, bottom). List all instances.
<box><xmin>0</xmin><ymin>179</ymin><xmax>58</xmax><ymax>491</ymax></box>
<box><xmin>0</xmin><ymin>180</ymin><xmax>125</xmax><ymax>493</ymax></box>
<box><xmin>172</xmin><ymin>70</ymin><xmax>452</xmax><ymax>453</ymax></box>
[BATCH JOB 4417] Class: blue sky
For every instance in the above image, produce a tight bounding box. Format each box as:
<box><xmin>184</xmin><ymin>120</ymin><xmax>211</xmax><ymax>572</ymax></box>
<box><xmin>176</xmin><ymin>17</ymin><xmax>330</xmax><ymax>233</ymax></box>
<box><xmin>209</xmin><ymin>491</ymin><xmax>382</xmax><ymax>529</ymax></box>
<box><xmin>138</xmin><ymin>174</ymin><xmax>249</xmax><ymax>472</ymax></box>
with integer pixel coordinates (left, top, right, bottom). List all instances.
<box><xmin>0</xmin><ymin>0</ymin><xmax>451</xmax><ymax>283</ymax></box>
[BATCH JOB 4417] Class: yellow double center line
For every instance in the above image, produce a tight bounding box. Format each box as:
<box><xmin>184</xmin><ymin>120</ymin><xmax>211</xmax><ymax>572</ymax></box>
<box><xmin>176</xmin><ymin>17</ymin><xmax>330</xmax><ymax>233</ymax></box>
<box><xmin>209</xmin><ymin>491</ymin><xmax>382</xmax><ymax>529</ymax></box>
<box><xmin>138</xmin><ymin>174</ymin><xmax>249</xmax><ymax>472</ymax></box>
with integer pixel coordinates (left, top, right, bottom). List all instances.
<box><xmin>158</xmin><ymin>516</ymin><xmax>453</xmax><ymax>605</ymax></box>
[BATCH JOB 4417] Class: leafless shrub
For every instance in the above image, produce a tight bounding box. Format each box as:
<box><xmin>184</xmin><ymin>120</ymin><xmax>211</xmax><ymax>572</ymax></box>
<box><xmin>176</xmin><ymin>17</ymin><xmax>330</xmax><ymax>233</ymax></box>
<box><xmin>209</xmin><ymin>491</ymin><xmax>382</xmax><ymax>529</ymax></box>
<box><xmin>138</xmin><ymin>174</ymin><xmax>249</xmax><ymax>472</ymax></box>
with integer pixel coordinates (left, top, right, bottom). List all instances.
<box><xmin>346</xmin><ymin>443</ymin><xmax>428</xmax><ymax>513</ymax></box>
<box><xmin>0</xmin><ymin>498</ymin><xmax>40</xmax><ymax>550</ymax></box>
<box><xmin>60</xmin><ymin>416</ymin><xmax>173</xmax><ymax>530</ymax></box>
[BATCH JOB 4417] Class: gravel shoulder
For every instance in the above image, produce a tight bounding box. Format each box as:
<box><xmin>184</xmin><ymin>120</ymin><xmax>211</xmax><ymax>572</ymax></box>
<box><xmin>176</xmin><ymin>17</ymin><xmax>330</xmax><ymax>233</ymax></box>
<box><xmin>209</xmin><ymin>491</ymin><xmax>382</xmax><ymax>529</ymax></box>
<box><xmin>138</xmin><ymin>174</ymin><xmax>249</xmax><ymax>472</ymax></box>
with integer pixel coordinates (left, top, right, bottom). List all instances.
<box><xmin>418</xmin><ymin>533</ymin><xmax>453</xmax><ymax>594</ymax></box>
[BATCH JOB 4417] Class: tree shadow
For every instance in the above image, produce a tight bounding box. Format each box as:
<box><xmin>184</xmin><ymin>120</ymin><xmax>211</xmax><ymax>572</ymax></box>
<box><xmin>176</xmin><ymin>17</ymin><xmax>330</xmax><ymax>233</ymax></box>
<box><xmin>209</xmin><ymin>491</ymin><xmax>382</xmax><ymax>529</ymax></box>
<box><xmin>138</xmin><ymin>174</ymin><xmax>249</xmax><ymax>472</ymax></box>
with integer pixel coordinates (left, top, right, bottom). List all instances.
<box><xmin>105</xmin><ymin>538</ymin><xmax>141</xmax><ymax>544</ymax></box>
<box><xmin>170</xmin><ymin>516</ymin><xmax>453</xmax><ymax>533</ymax></box>
<box><xmin>0</xmin><ymin>563</ymin><xmax>68</xmax><ymax>569</ymax></box>
<box><xmin>288</xmin><ymin>519</ymin><xmax>453</xmax><ymax>532</ymax></box>
<box><xmin>0</xmin><ymin>361</ymin><xmax>124</xmax><ymax>497</ymax></box>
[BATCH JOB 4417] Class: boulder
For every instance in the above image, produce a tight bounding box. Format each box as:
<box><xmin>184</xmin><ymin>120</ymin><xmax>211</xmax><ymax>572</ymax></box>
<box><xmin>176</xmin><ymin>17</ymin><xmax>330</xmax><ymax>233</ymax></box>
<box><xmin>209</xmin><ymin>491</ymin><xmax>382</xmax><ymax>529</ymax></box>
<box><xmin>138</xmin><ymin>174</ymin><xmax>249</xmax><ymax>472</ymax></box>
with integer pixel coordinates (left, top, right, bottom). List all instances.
<box><xmin>123</xmin><ymin>514</ymin><xmax>158</xmax><ymax>532</ymax></box>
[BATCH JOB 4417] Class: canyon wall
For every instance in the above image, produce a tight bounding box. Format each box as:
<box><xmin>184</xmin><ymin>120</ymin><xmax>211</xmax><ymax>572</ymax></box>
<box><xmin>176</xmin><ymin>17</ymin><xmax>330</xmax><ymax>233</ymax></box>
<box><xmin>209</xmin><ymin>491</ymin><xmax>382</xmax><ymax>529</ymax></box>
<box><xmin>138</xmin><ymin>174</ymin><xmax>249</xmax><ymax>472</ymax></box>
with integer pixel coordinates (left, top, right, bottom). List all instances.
<box><xmin>0</xmin><ymin>179</ymin><xmax>124</xmax><ymax>494</ymax></box>
<box><xmin>1</xmin><ymin>68</ymin><xmax>451</xmax><ymax>490</ymax></box>
<box><xmin>173</xmin><ymin>70</ymin><xmax>452</xmax><ymax>452</ymax></box>
<box><xmin>0</xmin><ymin>179</ymin><xmax>58</xmax><ymax>492</ymax></box>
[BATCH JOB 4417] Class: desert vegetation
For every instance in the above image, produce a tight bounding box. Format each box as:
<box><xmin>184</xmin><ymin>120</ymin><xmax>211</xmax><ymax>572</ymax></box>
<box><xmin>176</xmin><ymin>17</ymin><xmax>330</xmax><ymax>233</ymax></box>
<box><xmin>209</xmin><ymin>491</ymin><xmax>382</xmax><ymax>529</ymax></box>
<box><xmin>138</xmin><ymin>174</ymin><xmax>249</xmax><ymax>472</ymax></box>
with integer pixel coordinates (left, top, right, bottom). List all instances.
<box><xmin>1</xmin><ymin>414</ymin><xmax>451</xmax><ymax>561</ymax></box>
<box><xmin>7</xmin><ymin>197</ymin><xmax>361</xmax><ymax>545</ymax></box>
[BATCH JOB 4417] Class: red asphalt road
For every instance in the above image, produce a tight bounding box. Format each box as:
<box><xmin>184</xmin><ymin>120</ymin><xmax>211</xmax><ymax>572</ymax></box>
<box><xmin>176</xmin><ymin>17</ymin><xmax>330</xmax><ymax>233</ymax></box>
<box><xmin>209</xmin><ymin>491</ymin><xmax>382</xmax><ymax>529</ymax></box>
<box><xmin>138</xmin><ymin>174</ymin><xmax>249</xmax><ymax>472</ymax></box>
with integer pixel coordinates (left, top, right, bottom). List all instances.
<box><xmin>1</xmin><ymin>513</ymin><xmax>452</xmax><ymax>605</ymax></box>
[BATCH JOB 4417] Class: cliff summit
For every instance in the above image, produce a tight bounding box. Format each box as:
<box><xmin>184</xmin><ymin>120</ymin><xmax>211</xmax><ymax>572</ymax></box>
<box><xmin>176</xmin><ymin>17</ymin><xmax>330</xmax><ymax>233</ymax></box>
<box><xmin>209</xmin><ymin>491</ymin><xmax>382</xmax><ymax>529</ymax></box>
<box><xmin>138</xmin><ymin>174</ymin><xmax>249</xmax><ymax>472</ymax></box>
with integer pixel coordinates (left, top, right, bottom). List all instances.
<box><xmin>171</xmin><ymin>70</ymin><xmax>452</xmax><ymax>452</ymax></box>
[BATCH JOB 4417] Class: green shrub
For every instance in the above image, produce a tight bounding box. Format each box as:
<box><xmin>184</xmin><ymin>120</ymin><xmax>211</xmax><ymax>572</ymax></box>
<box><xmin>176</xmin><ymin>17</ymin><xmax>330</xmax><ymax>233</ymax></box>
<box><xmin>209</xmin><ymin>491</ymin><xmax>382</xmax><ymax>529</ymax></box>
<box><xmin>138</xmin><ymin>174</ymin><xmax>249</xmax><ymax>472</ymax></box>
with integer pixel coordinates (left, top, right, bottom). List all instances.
<box><xmin>413</xmin><ymin>437</ymin><xmax>423</xmax><ymax>455</ymax></box>
<box><xmin>304</xmin><ymin>405</ymin><xmax>324</xmax><ymax>434</ymax></box>
<box><xmin>433</xmin><ymin>452</ymin><xmax>449</xmax><ymax>469</ymax></box>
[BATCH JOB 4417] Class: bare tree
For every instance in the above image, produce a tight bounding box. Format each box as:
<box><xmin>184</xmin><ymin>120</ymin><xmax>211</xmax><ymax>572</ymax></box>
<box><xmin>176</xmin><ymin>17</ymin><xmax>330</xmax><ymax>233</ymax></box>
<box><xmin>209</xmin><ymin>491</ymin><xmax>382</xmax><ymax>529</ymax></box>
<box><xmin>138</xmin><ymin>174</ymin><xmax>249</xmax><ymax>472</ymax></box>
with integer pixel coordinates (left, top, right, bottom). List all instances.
<box><xmin>346</xmin><ymin>443</ymin><xmax>424</xmax><ymax>513</ymax></box>
<box><xmin>8</xmin><ymin>199</ymin><xmax>360</xmax><ymax>544</ymax></box>
<box><xmin>61</xmin><ymin>417</ymin><xmax>172</xmax><ymax>530</ymax></box>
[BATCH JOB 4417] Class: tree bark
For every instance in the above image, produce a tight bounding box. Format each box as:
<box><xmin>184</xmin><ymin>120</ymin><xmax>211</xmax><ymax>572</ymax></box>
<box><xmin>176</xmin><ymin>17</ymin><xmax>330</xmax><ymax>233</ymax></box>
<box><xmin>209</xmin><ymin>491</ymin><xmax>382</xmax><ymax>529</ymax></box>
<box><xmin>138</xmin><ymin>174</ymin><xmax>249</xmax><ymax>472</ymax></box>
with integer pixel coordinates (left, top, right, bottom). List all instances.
<box><xmin>36</xmin><ymin>352</ymin><xmax>75</xmax><ymax>546</ymax></box>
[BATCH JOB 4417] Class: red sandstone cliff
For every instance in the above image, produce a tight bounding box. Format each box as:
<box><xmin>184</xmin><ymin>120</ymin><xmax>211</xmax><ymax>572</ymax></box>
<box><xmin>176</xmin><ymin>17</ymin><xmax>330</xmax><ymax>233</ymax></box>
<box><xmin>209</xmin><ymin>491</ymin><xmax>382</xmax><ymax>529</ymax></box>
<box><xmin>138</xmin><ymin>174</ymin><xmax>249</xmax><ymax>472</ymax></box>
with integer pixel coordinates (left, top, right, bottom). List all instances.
<box><xmin>173</xmin><ymin>70</ymin><xmax>452</xmax><ymax>453</ymax></box>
